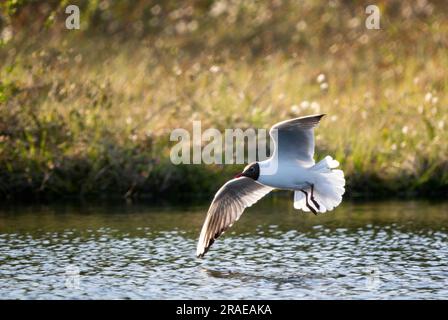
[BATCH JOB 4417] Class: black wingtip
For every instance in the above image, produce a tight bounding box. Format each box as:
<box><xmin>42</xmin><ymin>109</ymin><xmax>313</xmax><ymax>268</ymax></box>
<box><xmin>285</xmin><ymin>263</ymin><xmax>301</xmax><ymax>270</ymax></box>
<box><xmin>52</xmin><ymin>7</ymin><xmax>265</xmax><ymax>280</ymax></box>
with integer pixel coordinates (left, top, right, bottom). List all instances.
<box><xmin>313</xmin><ymin>113</ymin><xmax>326</xmax><ymax>120</ymax></box>
<box><xmin>297</xmin><ymin>114</ymin><xmax>326</xmax><ymax>128</ymax></box>
<box><xmin>300</xmin><ymin>113</ymin><xmax>325</xmax><ymax>121</ymax></box>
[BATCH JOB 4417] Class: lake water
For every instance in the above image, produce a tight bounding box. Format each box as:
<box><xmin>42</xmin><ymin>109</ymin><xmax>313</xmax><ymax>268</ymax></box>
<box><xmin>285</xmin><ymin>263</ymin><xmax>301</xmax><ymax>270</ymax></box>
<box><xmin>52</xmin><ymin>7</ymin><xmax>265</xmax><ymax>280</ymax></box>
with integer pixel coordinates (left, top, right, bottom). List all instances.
<box><xmin>0</xmin><ymin>199</ymin><xmax>447</xmax><ymax>299</ymax></box>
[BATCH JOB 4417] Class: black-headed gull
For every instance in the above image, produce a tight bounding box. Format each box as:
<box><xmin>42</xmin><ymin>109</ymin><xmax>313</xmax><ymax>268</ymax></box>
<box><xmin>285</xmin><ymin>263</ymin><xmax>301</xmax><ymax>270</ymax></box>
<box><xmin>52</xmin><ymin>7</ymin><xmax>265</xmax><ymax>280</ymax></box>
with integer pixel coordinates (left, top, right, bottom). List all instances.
<box><xmin>197</xmin><ymin>114</ymin><xmax>345</xmax><ymax>257</ymax></box>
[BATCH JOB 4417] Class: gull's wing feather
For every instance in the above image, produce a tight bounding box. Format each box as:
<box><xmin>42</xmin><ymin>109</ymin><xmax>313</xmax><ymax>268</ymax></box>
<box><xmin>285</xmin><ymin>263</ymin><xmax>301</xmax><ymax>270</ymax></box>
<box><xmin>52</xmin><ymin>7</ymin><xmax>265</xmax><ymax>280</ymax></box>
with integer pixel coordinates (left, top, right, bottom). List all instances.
<box><xmin>197</xmin><ymin>177</ymin><xmax>273</xmax><ymax>257</ymax></box>
<box><xmin>269</xmin><ymin>114</ymin><xmax>325</xmax><ymax>166</ymax></box>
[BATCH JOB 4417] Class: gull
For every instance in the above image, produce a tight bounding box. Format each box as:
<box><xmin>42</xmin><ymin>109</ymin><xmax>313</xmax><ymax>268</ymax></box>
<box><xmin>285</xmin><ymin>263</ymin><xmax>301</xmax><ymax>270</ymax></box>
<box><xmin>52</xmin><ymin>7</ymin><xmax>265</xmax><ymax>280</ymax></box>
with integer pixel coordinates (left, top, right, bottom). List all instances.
<box><xmin>196</xmin><ymin>114</ymin><xmax>345</xmax><ymax>257</ymax></box>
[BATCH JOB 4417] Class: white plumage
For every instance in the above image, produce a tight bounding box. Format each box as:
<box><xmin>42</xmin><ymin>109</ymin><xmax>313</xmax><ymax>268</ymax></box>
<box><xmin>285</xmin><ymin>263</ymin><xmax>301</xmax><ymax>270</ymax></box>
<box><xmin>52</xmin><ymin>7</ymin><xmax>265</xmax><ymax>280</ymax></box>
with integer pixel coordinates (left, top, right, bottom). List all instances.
<box><xmin>196</xmin><ymin>114</ymin><xmax>345</xmax><ymax>257</ymax></box>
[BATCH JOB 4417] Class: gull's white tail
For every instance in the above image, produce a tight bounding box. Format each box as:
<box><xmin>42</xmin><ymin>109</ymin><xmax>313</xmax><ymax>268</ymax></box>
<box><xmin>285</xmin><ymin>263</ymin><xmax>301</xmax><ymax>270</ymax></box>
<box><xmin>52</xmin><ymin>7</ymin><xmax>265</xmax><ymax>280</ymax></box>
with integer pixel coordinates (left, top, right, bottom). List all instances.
<box><xmin>294</xmin><ymin>156</ymin><xmax>345</xmax><ymax>213</ymax></box>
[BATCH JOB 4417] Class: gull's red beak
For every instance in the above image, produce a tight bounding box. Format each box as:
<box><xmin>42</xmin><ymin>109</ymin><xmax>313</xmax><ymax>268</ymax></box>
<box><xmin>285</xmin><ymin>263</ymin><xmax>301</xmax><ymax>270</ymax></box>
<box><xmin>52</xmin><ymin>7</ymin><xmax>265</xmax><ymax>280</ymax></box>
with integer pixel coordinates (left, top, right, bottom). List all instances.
<box><xmin>234</xmin><ymin>173</ymin><xmax>243</xmax><ymax>178</ymax></box>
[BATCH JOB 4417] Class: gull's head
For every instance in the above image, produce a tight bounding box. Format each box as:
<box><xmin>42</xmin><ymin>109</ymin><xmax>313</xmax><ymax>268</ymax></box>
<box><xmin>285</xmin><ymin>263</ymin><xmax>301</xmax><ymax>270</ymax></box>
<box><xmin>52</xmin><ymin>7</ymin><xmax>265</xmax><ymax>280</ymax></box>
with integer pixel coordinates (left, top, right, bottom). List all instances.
<box><xmin>234</xmin><ymin>162</ymin><xmax>260</xmax><ymax>180</ymax></box>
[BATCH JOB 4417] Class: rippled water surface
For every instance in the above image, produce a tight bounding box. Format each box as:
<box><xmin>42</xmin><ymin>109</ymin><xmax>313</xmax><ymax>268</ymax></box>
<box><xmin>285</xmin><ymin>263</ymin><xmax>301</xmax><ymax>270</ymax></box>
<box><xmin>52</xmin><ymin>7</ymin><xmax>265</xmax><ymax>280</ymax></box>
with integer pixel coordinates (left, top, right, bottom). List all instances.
<box><xmin>0</xmin><ymin>200</ymin><xmax>447</xmax><ymax>299</ymax></box>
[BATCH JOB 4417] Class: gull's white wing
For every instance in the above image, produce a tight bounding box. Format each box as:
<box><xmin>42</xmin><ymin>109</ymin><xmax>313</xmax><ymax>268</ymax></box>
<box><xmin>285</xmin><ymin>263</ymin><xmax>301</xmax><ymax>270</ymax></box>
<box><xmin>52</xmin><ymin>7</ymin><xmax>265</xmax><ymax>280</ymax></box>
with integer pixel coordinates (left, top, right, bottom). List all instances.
<box><xmin>269</xmin><ymin>114</ymin><xmax>325</xmax><ymax>166</ymax></box>
<box><xmin>197</xmin><ymin>177</ymin><xmax>273</xmax><ymax>257</ymax></box>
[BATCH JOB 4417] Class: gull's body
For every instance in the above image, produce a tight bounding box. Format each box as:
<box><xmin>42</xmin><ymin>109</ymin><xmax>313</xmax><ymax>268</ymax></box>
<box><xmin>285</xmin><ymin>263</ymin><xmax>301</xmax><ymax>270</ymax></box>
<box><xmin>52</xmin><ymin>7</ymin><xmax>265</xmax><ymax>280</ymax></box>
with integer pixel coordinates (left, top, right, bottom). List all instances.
<box><xmin>197</xmin><ymin>114</ymin><xmax>345</xmax><ymax>257</ymax></box>
<box><xmin>257</xmin><ymin>160</ymin><xmax>314</xmax><ymax>190</ymax></box>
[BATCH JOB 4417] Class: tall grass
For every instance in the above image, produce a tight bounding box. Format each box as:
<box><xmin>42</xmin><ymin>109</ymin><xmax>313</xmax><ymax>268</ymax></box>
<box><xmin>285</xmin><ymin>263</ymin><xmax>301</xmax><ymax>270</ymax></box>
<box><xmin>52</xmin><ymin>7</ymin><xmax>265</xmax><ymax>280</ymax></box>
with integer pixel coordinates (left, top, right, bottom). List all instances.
<box><xmin>0</xmin><ymin>0</ymin><xmax>447</xmax><ymax>200</ymax></box>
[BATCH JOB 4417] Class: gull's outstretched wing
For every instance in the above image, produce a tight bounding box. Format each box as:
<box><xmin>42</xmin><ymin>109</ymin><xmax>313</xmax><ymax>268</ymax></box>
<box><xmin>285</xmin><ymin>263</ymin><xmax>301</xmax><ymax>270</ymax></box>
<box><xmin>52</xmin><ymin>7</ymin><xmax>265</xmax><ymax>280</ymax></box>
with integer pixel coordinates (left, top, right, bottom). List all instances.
<box><xmin>269</xmin><ymin>114</ymin><xmax>325</xmax><ymax>166</ymax></box>
<box><xmin>197</xmin><ymin>177</ymin><xmax>273</xmax><ymax>257</ymax></box>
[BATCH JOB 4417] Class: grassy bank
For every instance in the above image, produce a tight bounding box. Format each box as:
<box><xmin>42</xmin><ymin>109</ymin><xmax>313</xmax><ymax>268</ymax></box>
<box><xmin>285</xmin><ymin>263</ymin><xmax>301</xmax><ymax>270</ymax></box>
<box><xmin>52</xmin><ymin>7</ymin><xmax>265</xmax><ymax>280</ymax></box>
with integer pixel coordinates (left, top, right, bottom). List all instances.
<box><xmin>1</xmin><ymin>1</ymin><xmax>447</xmax><ymax>200</ymax></box>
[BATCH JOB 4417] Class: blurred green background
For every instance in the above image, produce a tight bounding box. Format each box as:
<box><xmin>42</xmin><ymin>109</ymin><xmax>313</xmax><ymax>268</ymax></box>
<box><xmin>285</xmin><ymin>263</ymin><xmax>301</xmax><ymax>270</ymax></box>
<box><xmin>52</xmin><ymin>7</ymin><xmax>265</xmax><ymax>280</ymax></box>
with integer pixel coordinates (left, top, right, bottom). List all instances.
<box><xmin>0</xmin><ymin>0</ymin><xmax>447</xmax><ymax>201</ymax></box>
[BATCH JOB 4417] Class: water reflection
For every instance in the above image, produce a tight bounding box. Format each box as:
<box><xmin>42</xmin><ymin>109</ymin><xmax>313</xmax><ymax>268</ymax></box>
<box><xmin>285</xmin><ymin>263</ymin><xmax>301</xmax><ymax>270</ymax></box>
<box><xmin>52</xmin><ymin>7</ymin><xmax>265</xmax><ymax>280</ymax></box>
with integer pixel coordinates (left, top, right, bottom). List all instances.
<box><xmin>0</xmin><ymin>200</ymin><xmax>447</xmax><ymax>299</ymax></box>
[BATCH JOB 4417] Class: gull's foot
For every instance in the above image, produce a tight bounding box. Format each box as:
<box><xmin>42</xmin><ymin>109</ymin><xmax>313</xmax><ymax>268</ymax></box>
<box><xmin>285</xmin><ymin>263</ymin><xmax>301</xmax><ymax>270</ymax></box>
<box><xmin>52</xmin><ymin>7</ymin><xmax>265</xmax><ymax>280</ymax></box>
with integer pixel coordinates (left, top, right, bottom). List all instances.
<box><xmin>310</xmin><ymin>184</ymin><xmax>320</xmax><ymax>211</ymax></box>
<box><xmin>310</xmin><ymin>197</ymin><xmax>320</xmax><ymax>211</ymax></box>
<box><xmin>300</xmin><ymin>189</ymin><xmax>318</xmax><ymax>215</ymax></box>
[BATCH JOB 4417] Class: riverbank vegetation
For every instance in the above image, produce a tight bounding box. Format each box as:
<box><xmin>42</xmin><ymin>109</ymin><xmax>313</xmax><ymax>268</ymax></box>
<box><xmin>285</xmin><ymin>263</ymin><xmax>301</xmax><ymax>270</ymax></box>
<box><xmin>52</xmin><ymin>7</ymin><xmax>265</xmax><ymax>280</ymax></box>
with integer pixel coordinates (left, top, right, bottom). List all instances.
<box><xmin>1</xmin><ymin>1</ymin><xmax>447</xmax><ymax>200</ymax></box>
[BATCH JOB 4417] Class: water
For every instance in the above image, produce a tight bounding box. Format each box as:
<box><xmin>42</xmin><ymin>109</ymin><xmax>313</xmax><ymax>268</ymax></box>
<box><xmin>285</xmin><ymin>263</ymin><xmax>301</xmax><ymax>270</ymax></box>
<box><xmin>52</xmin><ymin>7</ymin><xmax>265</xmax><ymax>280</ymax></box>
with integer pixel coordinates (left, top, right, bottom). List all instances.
<box><xmin>0</xmin><ymin>199</ymin><xmax>447</xmax><ymax>299</ymax></box>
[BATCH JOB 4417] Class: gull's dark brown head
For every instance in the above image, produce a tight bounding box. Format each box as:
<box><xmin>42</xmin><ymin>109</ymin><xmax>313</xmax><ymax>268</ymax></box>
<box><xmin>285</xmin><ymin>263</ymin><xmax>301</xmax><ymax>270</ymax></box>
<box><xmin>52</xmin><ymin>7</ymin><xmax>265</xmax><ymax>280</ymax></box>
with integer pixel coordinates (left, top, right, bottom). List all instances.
<box><xmin>235</xmin><ymin>162</ymin><xmax>260</xmax><ymax>180</ymax></box>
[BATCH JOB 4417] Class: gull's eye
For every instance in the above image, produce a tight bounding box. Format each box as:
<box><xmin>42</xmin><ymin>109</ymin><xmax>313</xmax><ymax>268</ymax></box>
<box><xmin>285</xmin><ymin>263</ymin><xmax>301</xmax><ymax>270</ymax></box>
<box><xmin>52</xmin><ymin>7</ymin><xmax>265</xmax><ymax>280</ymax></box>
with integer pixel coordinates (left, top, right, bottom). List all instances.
<box><xmin>249</xmin><ymin>167</ymin><xmax>254</xmax><ymax>172</ymax></box>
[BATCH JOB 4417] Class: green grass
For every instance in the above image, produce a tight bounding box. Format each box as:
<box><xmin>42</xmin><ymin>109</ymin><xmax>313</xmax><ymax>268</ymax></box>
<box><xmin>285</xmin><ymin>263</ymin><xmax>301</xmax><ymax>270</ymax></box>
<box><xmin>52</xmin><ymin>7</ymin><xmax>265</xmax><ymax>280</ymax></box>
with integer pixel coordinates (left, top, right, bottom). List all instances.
<box><xmin>0</xmin><ymin>0</ymin><xmax>447</xmax><ymax>200</ymax></box>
